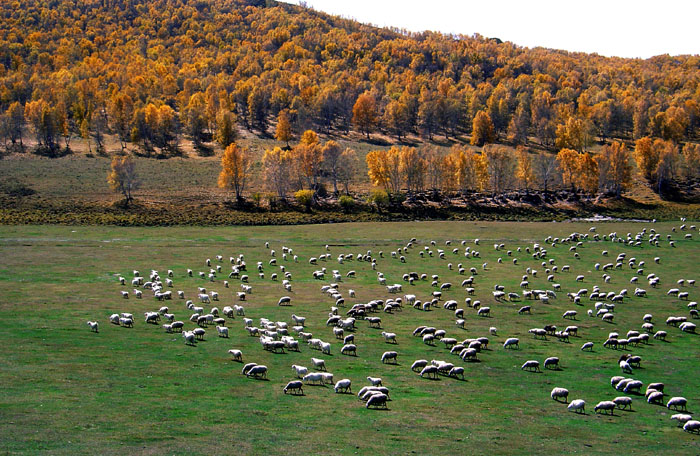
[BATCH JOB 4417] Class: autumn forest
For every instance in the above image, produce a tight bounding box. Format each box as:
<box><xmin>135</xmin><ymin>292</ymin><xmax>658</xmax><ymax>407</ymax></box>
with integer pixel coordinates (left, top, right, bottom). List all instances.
<box><xmin>0</xmin><ymin>0</ymin><xmax>699</xmax><ymax>219</ymax></box>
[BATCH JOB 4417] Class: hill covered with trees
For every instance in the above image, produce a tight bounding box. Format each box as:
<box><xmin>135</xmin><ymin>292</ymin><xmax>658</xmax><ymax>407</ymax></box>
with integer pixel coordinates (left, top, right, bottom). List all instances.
<box><xmin>0</xmin><ymin>0</ymin><xmax>699</xmax><ymax>222</ymax></box>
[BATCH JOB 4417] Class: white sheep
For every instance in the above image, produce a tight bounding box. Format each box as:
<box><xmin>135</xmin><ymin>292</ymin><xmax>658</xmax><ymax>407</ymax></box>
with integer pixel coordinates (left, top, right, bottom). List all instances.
<box><xmin>667</xmin><ymin>397</ymin><xmax>688</xmax><ymax>411</ymax></box>
<box><xmin>503</xmin><ymin>338</ymin><xmax>520</xmax><ymax>349</ymax></box>
<box><xmin>183</xmin><ymin>331</ymin><xmax>196</xmax><ymax>345</ymax></box>
<box><xmin>613</xmin><ymin>396</ymin><xmax>633</xmax><ymax>410</ymax></box>
<box><xmin>227</xmin><ymin>349</ymin><xmax>242</xmax><ymax>362</ymax></box>
<box><xmin>551</xmin><ymin>387</ymin><xmax>569</xmax><ymax>402</ymax></box>
<box><xmin>334</xmin><ymin>378</ymin><xmax>352</xmax><ymax>393</ymax></box>
<box><xmin>86</xmin><ymin>321</ymin><xmax>99</xmax><ymax>332</ymax></box>
<box><xmin>411</xmin><ymin>359</ymin><xmax>428</xmax><ymax>372</ymax></box>
<box><xmin>521</xmin><ymin>360</ymin><xmax>540</xmax><ymax>372</ymax></box>
<box><xmin>684</xmin><ymin>420</ymin><xmax>700</xmax><ymax>433</ymax></box>
<box><xmin>216</xmin><ymin>326</ymin><xmax>229</xmax><ymax>338</ymax></box>
<box><xmin>381</xmin><ymin>351</ymin><xmax>398</xmax><ymax>364</ymax></box>
<box><xmin>367</xmin><ymin>376</ymin><xmax>382</xmax><ymax>386</ymax></box>
<box><xmin>381</xmin><ymin>331</ymin><xmax>397</xmax><ymax>344</ymax></box>
<box><xmin>594</xmin><ymin>401</ymin><xmax>616</xmax><ymax>414</ymax></box>
<box><xmin>567</xmin><ymin>399</ymin><xmax>585</xmax><ymax>414</ymax></box>
<box><xmin>671</xmin><ymin>414</ymin><xmax>693</xmax><ymax>427</ymax></box>
<box><xmin>311</xmin><ymin>357</ymin><xmax>326</xmax><ymax>371</ymax></box>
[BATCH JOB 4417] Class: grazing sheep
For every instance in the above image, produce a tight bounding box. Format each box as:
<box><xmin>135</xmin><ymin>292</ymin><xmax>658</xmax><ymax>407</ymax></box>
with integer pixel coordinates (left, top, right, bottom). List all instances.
<box><xmin>381</xmin><ymin>351</ymin><xmax>398</xmax><ymax>364</ymax></box>
<box><xmin>246</xmin><ymin>365</ymin><xmax>268</xmax><ymax>379</ymax></box>
<box><xmin>544</xmin><ymin>357</ymin><xmax>560</xmax><ymax>369</ymax></box>
<box><xmin>183</xmin><ymin>331</ymin><xmax>196</xmax><ymax>346</ymax></box>
<box><xmin>684</xmin><ymin>420</ymin><xmax>700</xmax><ymax>433</ymax></box>
<box><xmin>671</xmin><ymin>414</ymin><xmax>693</xmax><ymax>427</ymax></box>
<box><xmin>613</xmin><ymin>396</ymin><xmax>633</xmax><ymax>410</ymax></box>
<box><xmin>411</xmin><ymin>359</ymin><xmax>428</xmax><ymax>372</ymax></box>
<box><xmin>419</xmin><ymin>365</ymin><xmax>439</xmax><ymax>379</ymax></box>
<box><xmin>366</xmin><ymin>393</ymin><xmax>389</xmax><ymax>409</ymax></box>
<box><xmin>449</xmin><ymin>366</ymin><xmax>465</xmax><ymax>379</ymax></box>
<box><xmin>521</xmin><ymin>360</ymin><xmax>541</xmax><ymax>372</ymax></box>
<box><xmin>568</xmin><ymin>399</ymin><xmax>586</xmax><ymax>414</ymax></box>
<box><xmin>283</xmin><ymin>381</ymin><xmax>304</xmax><ymax>395</ymax></box>
<box><xmin>594</xmin><ymin>401</ymin><xmax>616</xmax><ymax>415</ymax></box>
<box><xmin>647</xmin><ymin>391</ymin><xmax>664</xmax><ymax>405</ymax></box>
<box><xmin>503</xmin><ymin>338</ymin><xmax>520</xmax><ymax>349</ymax></box>
<box><xmin>667</xmin><ymin>397</ymin><xmax>688</xmax><ymax>411</ymax></box>
<box><xmin>551</xmin><ymin>387</ymin><xmax>569</xmax><ymax>403</ymax></box>
<box><xmin>334</xmin><ymin>378</ymin><xmax>352</xmax><ymax>393</ymax></box>
<box><xmin>86</xmin><ymin>321</ymin><xmax>99</xmax><ymax>333</ymax></box>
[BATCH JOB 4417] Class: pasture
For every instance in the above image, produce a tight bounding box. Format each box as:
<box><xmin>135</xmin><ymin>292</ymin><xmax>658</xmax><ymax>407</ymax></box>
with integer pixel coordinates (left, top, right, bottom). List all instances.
<box><xmin>1</xmin><ymin>221</ymin><xmax>699</xmax><ymax>455</ymax></box>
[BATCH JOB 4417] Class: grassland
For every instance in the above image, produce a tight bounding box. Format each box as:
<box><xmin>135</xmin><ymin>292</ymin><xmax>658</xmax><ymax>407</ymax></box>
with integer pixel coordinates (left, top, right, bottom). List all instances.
<box><xmin>1</xmin><ymin>221</ymin><xmax>699</xmax><ymax>455</ymax></box>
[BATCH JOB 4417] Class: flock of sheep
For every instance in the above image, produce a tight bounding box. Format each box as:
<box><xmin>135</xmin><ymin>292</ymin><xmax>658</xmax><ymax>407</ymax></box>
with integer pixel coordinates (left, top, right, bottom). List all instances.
<box><xmin>89</xmin><ymin>219</ymin><xmax>699</xmax><ymax>432</ymax></box>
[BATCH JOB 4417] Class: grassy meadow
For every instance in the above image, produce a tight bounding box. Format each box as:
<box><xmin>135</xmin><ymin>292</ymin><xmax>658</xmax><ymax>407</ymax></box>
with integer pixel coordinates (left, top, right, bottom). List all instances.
<box><xmin>1</xmin><ymin>221</ymin><xmax>699</xmax><ymax>455</ymax></box>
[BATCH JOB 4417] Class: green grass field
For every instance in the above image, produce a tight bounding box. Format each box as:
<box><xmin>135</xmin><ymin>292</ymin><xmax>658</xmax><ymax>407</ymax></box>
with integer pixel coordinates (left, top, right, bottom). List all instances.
<box><xmin>1</xmin><ymin>221</ymin><xmax>699</xmax><ymax>455</ymax></box>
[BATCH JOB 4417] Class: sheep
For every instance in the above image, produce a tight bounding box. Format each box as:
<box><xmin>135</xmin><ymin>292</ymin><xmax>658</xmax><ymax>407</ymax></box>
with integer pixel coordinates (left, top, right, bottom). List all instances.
<box><xmin>544</xmin><ymin>357</ymin><xmax>560</xmax><ymax>370</ymax></box>
<box><xmin>551</xmin><ymin>387</ymin><xmax>569</xmax><ymax>403</ymax></box>
<box><xmin>381</xmin><ymin>331</ymin><xmax>397</xmax><ymax>344</ymax></box>
<box><xmin>671</xmin><ymin>414</ymin><xmax>694</xmax><ymax>427</ymax></box>
<box><xmin>594</xmin><ymin>401</ymin><xmax>616</xmax><ymax>415</ymax></box>
<box><xmin>647</xmin><ymin>391</ymin><xmax>664</xmax><ymax>405</ymax></box>
<box><xmin>320</xmin><ymin>341</ymin><xmax>332</xmax><ymax>355</ymax></box>
<box><xmin>227</xmin><ymin>349</ymin><xmax>243</xmax><ymax>362</ymax></box>
<box><xmin>653</xmin><ymin>330</ymin><xmax>667</xmax><ymax>340</ymax></box>
<box><xmin>216</xmin><ymin>326</ymin><xmax>229</xmax><ymax>338</ymax></box>
<box><xmin>477</xmin><ymin>307</ymin><xmax>491</xmax><ymax>317</ymax></box>
<box><xmin>310</xmin><ymin>358</ymin><xmax>326</xmax><ymax>371</ymax></box>
<box><xmin>193</xmin><ymin>328</ymin><xmax>206</xmax><ymax>340</ymax></box>
<box><xmin>420</xmin><ymin>365</ymin><xmax>439</xmax><ymax>379</ymax></box>
<box><xmin>503</xmin><ymin>338</ymin><xmax>520</xmax><ymax>349</ymax></box>
<box><xmin>613</xmin><ymin>396</ymin><xmax>633</xmax><ymax>410</ymax></box>
<box><xmin>521</xmin><ymin>360</ymin><xmax>541</xmax><ymax>372</ymax></box>
<box><xmin>381</xmin><ymin>351</ymin><xmax>398</xmax><ymax>364</ymax></box>
<box><xmin>411</xmin><ymin>359</ymin><xmax>428</xmax><ymax>372</ymax></box>
<box><xmin>278</xmin><ymin>296</ymin><xmax>291</xmax><ymax>306</ymax></box>
<box><xmin>563</xmin><ymin>310</ymin><xmax>577</xmax><ymax>320</ymax></box>
<box><xmin>367</xmin><ymin>376</ymin><xmax>383</xmax><ymax>387</ymax></box>
<box><xmin>171</xmin><ymin>321</ymin><xmax>184</xmax><ymax>332</ymax></box>
<box><xmin>366</xmin><ymin>393</ymin><xmax>389</xmax><ymax>409</ymax></box>
<box><xmin>283</xmin><ymin>380</ymin><xmax>304</xmax><ymax>395</ymax></box>
<box><xmin>490</xmin><ymin>327</ymin><xmax>498</xmax><ymax>336</ymax></box>
<box><xmin>247</xmin><ymin>365</ymin><xmax>268</xmax><ymax>379</ymax></box>
<box><xmin>334</xmin><ymin>378</ymin><xmax>352</xmax><ymax>393</ymax></box>
<box><xmin>183</xmin><ymin>331</ymin><xmax>196</xmax><ymax>345</ymax></box>
<box><xmin>684</xmin><ymin>420</ymin><xmax>700</xmax><ymax>433</ymax></box>
<box><xmin>667</xmin><ymin>397</ymin><xmax>688</xmax><ymax>411</ymax></box>
<box><xmin>567</xmin><ymin>399</ymin><xmax>586</xmax><ymax>414</ymax></box>
<box><xmin>86</xmin><ymin>321</ymin><xmax>99</xmax><ymax>333</ymax></box>
<box><xmin>303</xmin><ymin>372</ymin><xmax>324</xmax><ymax>385</ymax></box>
<box><xmin>619</xmin><ymin>360</ymin><xmax>633</xmax><ymax>374</ymax></box>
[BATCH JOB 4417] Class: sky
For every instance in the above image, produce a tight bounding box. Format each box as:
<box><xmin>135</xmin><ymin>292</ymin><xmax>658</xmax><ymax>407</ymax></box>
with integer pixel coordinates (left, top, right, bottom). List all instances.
<box><xmin>281</xmin><ymin>0</ymin><xmax>699</xmax><ymax>59</ymax></box>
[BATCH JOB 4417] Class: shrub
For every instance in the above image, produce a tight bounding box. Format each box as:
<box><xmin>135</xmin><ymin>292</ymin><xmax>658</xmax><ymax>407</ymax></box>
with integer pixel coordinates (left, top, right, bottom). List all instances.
<box><xmin>295</xmin><ymin>189</ymin><xmax>315</xmax><ymax>212</ymax></box>
<box><xmin>251</xmin><ymin>192</ymin><xmax>263</xmax><ymax>208</ymax></box>
<box><xmin>368</xmin><ymin>189</ymin><xmax>389</xmax><ymax>212</ymax></box>
<box><xmin>338</xmin><ymin>195</ymin><xmax>354</xmax><ymax>213</ymax></box>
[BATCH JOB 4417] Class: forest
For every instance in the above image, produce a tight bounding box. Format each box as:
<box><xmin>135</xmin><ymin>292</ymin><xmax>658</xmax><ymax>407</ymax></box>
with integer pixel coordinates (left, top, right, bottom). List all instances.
<box><xmin>0</xmin><ymin>0</ymin><xmax>698</xmax><ymax>206</ymax></box>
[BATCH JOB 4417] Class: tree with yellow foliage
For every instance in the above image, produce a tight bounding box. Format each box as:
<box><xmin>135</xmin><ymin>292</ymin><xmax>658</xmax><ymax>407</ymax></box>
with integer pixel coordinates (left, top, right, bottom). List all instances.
<box><xmin>515</xmin><ymin>146</ymin><xmax>534</xmax><ymax>191</ymax></box>
<box><xmin>634</xmin><ymin>137</ymin><xmax>658</xmax><ymax>181</ymax></box>
<box><xmin>399</xmin><ymin>146</ymin><xmax>425</xmax><ymax>194</ymax></box>
<box><xmin>447</xmin><ymin>146</ymin><xmax>488</xmax><ymax>193</ymax></box>
<box><xmin>275</xmin><ymin>110</ymin><xmax>293</xmax><ymax>147</ymax></box>
<box><xmin>353</xmin><ymin>92</ymin><xmax>378</xmax><ymax>139</ymax></box>
<box><xmin>556</xmin><ymin>148</ymin><xmax>579</xmax><ymax>190</ymax></box>
<box><xmin>107</xmin><ymin>153</ymin><xmax>139</xmax><ymax>206</ymax></box>
<box><xmin>218</xmin><ymin>143</ymin><xmax>250</xmax><ymax>202</ymax></box>
<box><xmin>655</xmin><ymin>141</ymin><xmax>679</xmax><ymax>197</ymax></box>
<box><xmin>366</xmin><ymin>147</ymin><xmax>402</xmax><ymax>195</ymax></box>
<box><xmin>576</xmin><ymin>152</ymin><xmax>599</xmax><ymax>194</ymax></box>
<box><xmin>596</xmin><ymin>141</ymin><xmax>631</xmax><ymax>197</ymax></box>
<box><xmin>471</xmin><ymin>111</ymin><xmax>495</xmax><ymax>147</ymax></box>
<box><xmin>216</xmin><ymin>110</ymin><xmax>237</xmax><ymax>149</ymax></box>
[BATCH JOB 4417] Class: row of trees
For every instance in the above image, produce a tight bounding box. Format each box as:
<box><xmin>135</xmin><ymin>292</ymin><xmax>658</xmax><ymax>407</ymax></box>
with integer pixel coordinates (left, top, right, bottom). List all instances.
<box><xmin>1</xmin><ymin>0</ymin><xmax>699</xmax><ymax>159</ymax></box>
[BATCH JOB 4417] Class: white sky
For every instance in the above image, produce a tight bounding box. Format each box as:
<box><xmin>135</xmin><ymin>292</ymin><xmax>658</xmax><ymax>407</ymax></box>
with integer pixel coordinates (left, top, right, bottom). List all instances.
<box><xmin>281</xmin><ymin>0</ymin><xmax>699</xmax><ymax>59</ymax></box>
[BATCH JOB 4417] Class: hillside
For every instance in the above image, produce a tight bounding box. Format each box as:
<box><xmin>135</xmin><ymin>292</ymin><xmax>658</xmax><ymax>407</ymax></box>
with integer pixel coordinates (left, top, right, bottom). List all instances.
<box><xmin>0</xmin><ymin>0</ymin><xmax>697</xmax><ymax>153</ymax></box>
<box><xmin>0</xmin><ymin>0</ymin><xmax>699</xmax><ymax>224</ymax></box>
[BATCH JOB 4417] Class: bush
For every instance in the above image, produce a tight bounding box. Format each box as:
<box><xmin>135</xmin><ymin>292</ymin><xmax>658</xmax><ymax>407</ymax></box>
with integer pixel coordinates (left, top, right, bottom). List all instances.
<box><xmin>295</xmin><ymin>189</ymin><xmax>315</xmax><ymax>212</ymax></box>
<box><xmin>367</xmin><ymin>189</ymin><xmax>389</xmax><ymax>212</ymax></box>
<box><xmin>251</xmin><ymin>192</ymin><xmax>263</xmax><ymax>208</ymax></box>
<box><xmin>338</xmin><ymin>195</ymin><xmax>354</xmax><ymax>213</ymax></box>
